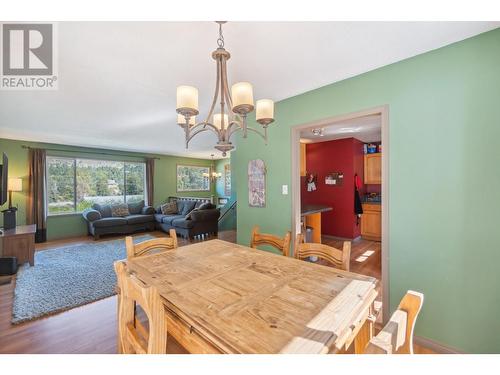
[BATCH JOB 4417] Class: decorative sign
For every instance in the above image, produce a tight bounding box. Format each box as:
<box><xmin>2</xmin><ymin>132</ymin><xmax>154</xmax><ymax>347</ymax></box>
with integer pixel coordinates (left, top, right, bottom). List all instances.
<box><xmin>248</xmin><ymin>159</ymin><xmax>266</xmax><ymax>207</ymax></box>
<box><xmin>325</xmin><ymin>172</ymin><xmax>344</xmax><ymax>186</ymax></box>
<box><xmin>305</xmin><ymin>172</ymin><xmax>318</xmax><ymax>192</ymax></box>
<box><xmin>224</xmin><ymin>163</ymin><xmax>231</xmax><ymax>197</ymax></box>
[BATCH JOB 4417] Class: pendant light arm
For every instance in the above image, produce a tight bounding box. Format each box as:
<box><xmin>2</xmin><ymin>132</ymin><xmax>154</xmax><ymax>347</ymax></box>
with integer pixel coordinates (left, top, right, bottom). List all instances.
<box><xmin>205</xmin><ymin>59</ymin><xmax>221</xmax><ymax>125</ymax></box>
<box><xmin>186</xmin><ymin>122</ymin><xmax>223</xmax><ymax>145</ymax></box>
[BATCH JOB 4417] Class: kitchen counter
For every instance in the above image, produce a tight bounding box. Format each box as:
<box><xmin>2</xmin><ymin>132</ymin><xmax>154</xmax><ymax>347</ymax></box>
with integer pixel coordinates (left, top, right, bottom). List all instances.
<box><xmin>300</xmin><ymin>205</ymin><xmax>332</xmax><ymax>244</ymax></box>
<box><xmin>301</xmin><ymin>204</ymin><xmax>333</xmax><ymax>216</ymax></box>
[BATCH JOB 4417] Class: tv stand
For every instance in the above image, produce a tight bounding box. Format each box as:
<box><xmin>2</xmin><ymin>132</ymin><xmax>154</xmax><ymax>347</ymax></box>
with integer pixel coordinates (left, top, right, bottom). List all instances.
<box><xmin>0</xmin><ymin>225</ymin><xmax>36</xmax><ymax>266</ymax></box>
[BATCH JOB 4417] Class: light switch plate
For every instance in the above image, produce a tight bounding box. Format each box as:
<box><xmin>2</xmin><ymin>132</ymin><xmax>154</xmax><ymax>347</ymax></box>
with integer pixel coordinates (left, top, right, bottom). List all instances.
<box><xmin>282</xmin><ymin>185</ymin><xmax>288</xmax><ymax>195</ymax></box>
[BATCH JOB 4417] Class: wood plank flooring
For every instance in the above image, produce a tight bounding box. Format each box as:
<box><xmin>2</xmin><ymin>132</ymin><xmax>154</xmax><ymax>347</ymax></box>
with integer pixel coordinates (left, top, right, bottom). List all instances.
<box><xmin>0</xmin><ymin>230</ymin><xmax>432</xmax><ymax>354</ymax></box>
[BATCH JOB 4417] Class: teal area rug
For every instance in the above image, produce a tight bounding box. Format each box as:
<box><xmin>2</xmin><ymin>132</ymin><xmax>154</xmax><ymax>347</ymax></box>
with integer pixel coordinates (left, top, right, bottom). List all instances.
<box><xmin>12</xmin><ymin>235</ymin><xmax>154</xmax><ymax>324</ymax></box>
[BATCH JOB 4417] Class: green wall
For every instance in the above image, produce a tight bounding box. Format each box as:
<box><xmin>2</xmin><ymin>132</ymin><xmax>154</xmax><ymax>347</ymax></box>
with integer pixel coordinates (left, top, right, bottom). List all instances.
<box><xmin>0</xmin><ymin>138</ymin><xmax>216</xmax><ymax>240</ymax></box>
<box><xmin>232</xmin><ymin>28</ymin><xmax>500</xmax><ymax>353</ymax></box>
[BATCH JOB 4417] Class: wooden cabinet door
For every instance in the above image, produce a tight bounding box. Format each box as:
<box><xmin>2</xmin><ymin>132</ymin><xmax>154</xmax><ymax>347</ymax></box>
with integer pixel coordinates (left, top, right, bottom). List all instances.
<box><xmin>300</xmin><ymin>143</ymin><xmax>307</xmax><ymax>177</ymax></box>
<box><xmin>364</xmin><ymin>154</ymin><xmax>381</xmax><ymax>184</ymax></box>
<box><xmin>361</xmin><ymin>210</ymin><xmax>381</xmax><ymax>241</ymax></box>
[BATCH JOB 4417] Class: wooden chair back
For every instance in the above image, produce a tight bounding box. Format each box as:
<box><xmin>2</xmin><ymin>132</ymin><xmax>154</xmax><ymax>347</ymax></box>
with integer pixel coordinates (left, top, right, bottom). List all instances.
<box><xmin>114</xmin><ymin>261</ymin><xmax>167</xmax><ymax>354</ymax></box>
<box><xmin>294</xmin><ymin>233</ymin><xmax>351</xmax><ymax>271</ymax></box>
<box><xmin>365</xmin><ymin>291</ymin><xmax>424</xmax><ymax>354</ymax></box>
<box><xmin>126</xmin><ymin>229</ymin><xmax>178</xmax><ymax>259</ymax></box>
<box><xmin>250</xmin><ymin>225</ymin><xmax>292</xmax><ymax>256</ymax></box>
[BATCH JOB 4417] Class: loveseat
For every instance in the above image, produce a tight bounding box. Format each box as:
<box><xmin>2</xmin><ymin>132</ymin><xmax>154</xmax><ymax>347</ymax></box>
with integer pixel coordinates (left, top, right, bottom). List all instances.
<box><xmin>82</xmin><ymin>200</ymin><xmax>155</xmax><ymax>240</ymax></box>
<box><xmin>154</xmin><ymin>197</ymin><xmax>220</xmax><ymax>239</ymax></box>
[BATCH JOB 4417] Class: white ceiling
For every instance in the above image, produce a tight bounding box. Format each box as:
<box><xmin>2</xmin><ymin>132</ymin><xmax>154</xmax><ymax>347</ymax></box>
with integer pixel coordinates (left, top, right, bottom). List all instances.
<box><xmin>0</xmin><ymin>22</ymin><xmax>498</xmax><ymax>159</ymax></box>
<box><xmin>300</xmin><ymin>114</ymin><xmax>381</xmax><ymax>143</ymax></box>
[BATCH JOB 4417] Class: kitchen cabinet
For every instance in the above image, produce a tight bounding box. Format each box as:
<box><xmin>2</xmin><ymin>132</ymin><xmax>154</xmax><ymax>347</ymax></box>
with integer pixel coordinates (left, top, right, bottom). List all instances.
<box><xmin>361</xmin><ymin>203</ymin><xmax>381</xmax><ymax>241</ymax></box>
<box><xmin>300</xmin><ymin>142</ymin><xmax>307</xmax><ymax>177</ymax></box>
<box><xmin>364</xmin><ymin>153</ymin><xmax>381</xmax><ymax>184</ymax></box>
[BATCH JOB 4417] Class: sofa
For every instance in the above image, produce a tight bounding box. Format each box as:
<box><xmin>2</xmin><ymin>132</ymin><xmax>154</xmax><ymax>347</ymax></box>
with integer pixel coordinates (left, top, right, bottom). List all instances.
<box><xmin>154</xmin><ymin>197</ymin><xmax>220</xmax><ymax>239</ymax></box>
<box><xmin>82</xmin><ymin>200</ymin><xmax>155</xmax><ymax>240</ymax></box>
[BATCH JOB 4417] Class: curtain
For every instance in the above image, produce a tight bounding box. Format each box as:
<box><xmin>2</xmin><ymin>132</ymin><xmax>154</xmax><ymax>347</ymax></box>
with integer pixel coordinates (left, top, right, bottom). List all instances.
<box><xmin>145</xmin><ymin>158</ymin><xmax>155</xmax><ymax>207</ymax></box>
<box><xmin>27</xmin><ymin>148</ymin><xmax>47</xmax><ymax>243</ymax></box>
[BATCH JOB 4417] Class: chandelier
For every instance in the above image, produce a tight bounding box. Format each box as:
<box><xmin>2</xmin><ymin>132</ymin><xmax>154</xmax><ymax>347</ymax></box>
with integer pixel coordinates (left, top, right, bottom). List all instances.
<box><xmin>203</xmin><ymin>154</ymin><xmax>222</xmax><ymax>182</ymax></box>
<box><xmin>176</xmin><ymin>21</ymin><xmax>275</xmax><ymax>156</ymax></box>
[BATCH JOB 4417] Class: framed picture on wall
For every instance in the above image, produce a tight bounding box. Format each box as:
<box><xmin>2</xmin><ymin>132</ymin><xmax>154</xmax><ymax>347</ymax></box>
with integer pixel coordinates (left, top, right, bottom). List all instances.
<box><xmin>224</xmin><ymin>163</ymin><xmax>231</xmax><ymax>197</ymax></box>
<box><xmin>176</xmin><ymin>164</ymin><xmax>210</xmax><ymax>192</ymax></box>
<box><xmin>248</xmin><ymin>159</ymin><xmax>266</xmax><ymax>208</ymax></box>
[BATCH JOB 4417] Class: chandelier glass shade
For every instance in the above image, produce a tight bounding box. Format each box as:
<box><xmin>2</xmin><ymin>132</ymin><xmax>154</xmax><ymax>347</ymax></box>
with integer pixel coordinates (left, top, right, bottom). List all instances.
<box><xmin>176</xmin><ymin>22</ymin><xmax>275</xmax><ymax>156</ymax></box>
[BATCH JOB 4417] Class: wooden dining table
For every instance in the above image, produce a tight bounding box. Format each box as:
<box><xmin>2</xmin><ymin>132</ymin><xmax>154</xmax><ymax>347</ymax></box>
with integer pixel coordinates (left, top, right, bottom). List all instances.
<box><xmin>125</xmin><ymin>239</ymin><xmax>378</xmax><ymax>354</ymax></box>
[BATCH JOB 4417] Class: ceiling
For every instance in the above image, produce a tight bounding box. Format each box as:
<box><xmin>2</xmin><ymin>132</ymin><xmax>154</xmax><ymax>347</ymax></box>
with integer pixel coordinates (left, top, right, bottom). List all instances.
<box><xmin>0</xmin><ymin>22</ymin><xmax>498</xmax><ymax>159</ymax></box>
<box><xmin>300</xmin><ymin>114</ymin><xmax>381</xmax><ymax>143</ymax></box>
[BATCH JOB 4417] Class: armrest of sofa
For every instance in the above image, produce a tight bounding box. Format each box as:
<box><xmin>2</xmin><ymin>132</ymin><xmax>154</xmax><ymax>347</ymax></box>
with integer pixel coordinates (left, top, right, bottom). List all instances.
<box><xmin>82</xmin><ymin>208</ymin><xmax>101</xmax><ymax>222</ymax></box>
<box><xmin>190</xmin><ymin>208</ymin><xmax>220</xmax><ymax>222</ymax></box>
<box><xmin>141</xmin><ymin>206</ymin><xmax>155</xmax><ymax>215</ymax></box>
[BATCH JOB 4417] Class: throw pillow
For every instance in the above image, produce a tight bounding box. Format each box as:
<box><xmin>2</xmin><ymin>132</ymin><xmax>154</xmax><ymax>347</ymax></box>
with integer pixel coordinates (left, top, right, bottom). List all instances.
<box><xmin>111</xmin><ymin>204</ymin><xmax>130</xmax><ymax>217</ymax></box>
<box><xmin>198</xmin><ymin>202</ymin><xmax>216</xmax><ymax>210</ymax></box>
<box><xmin>160</xmin><ymin>201</ymin><xmax>177</xmax><ymax>215</ymax></box>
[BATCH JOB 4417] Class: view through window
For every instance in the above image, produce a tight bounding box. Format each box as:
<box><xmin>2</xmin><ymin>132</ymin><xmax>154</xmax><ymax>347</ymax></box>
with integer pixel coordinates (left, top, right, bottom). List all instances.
<box><xmin>47</xmin><ymin>156</ymin><xmax>146</xmax><ymax>215</ymax></box>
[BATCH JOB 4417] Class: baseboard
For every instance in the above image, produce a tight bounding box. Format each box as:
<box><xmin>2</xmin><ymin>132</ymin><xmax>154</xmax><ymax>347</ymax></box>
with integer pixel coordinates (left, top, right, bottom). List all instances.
<box><xmin>414</xmin><ymin>335</ymin><xmax>465</xmax><ymax>354</ymax></box>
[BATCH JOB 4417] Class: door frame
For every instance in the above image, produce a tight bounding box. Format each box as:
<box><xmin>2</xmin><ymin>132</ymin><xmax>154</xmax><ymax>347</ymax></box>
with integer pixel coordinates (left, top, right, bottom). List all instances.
<box><xmin>290</xmin><ymin>105</ymin><xmax>390</xmax><ymax>323</ymax></box>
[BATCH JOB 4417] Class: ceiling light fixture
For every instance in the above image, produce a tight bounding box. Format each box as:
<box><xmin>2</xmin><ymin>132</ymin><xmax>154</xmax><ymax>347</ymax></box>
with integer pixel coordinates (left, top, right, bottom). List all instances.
<box><xmin>312</xmin><ymin>128</ymin><xmax>324</xmax><ymax>137</ymax></box>
<box><xmin>203</xmin><ymin>154</ymin><xmax>222</xmax><ymax>182</ymax></box>
<box><xmin>176</xmin><ymin>21</ymin><xmax>275</xmax><ymax>156</ymax></box>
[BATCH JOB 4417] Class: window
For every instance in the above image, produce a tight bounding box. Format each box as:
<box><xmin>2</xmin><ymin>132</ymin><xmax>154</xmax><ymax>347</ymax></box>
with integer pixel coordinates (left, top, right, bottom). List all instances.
<box><xmin>176</xmin><ymin>165</ymin><xmax>210</xmax><ymax>192</ymax></box>
<box><xmin>47</xmin><ymin>156</ymin><xmax>146</xmax><ymax>215</ymax></box>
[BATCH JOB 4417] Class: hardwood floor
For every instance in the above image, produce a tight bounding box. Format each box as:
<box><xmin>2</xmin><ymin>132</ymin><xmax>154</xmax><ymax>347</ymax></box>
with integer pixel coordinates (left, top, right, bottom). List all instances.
<box><xmin>0</xmin><ymin>230</ymin><xmax>234</xmax><ymax>354</ymax></box>
<box><xmin>0</xmin><ymin>229</ymin><xmax>432</xmax><ymax>354</ymax></box>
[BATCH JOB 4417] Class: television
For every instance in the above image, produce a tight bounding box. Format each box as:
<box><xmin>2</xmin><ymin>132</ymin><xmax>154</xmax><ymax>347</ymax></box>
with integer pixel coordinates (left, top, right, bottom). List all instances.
<box><xmin>0</xmin><ymin>153</ymin><xmax>8</xmax><ymax>206</ymax></box>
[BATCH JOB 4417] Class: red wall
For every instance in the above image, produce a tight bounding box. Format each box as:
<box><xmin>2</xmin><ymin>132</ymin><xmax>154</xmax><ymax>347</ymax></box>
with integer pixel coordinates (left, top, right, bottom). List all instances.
<box><xmin>301</xmin><ymin>137</ymin><xmax>365</xmax><ymax>239</ymax></box>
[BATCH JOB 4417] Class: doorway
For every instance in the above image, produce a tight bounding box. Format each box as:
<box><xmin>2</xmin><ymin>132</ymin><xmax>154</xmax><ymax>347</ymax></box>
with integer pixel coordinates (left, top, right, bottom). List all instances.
<box><xmin>290</xmin><ymin>105</ymin><xmax>389</xmax><ymax>322</ymax></box>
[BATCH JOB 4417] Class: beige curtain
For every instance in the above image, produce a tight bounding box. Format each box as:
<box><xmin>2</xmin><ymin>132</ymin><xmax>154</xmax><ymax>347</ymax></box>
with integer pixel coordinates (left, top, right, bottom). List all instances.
<box><xmin>26</xmin><ymin>148</ymin><xmax>47</xmax><ymax>243</ymax></box>
<box><xmin>146</xmin><ymin>158</ymin><xmax>155</xmax><ymax>206</ymax></box>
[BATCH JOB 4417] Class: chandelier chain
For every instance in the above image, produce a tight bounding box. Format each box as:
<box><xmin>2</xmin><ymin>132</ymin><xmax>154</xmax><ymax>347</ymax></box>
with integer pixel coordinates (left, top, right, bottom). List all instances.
<box><xmin>217</xmin><ymin>22</ymin><xmax>225</xmax><ymax>48</ymax></box>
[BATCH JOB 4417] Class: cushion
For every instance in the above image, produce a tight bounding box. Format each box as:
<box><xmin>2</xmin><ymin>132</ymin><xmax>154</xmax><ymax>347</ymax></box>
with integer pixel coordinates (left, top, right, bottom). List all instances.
<box><xmin>92</xmin><ymin>203</ymin><xmax>112</xmax><ymax>218</ymax></box>
<box><xmin>128</xmin><ymin>200</ymin><xmax>145</xmax><ymax>215</ymax></box>
<box><xmin>111</xmin><ymin>204</ymin><xmax>130</xmax><ymax>217</ymax></box>
<box><xmin>194</xmin><ymin>200</ymin><xmax>204</xmax><ymax>208</ymax></box>
<box><xmin>125</xmin><ymin>214</ymin><xmax>154</xmax><ymax>225</ymax></box>
<box><xmin>172</xmin><ymin>218</ymin><xmax>194</xmax><ymax>229</ymax></box>
<box><xmin>181</xmin><ymin>200</ymin><xmax>196</xmax><ymax>216</ymax></box>
<box><xmin>176</xmin><ymin>200</ymin><xmax>185</xmax><ymax>214</ymax></box>
<box><xmin>92</xmin><ymin>217</ymin><xmax>127</xmax><ymax>228</ymax></box>
<box><xmin>198</xmin><ymin>202</ymin><xmax>216</xmax><ymax>210</ymax></box>
<box><xmin>161</xmin><ymin>214</ymin><xmax>184</xmax><ymax>225</ymax></box>
<box><xmin>161</xmin><ymin>201</ymin><xmax>177</xmax><ymax>215</ymax></box>
<box><xmin>154</xmin><ymin>213</ymin><xmax>166</xmax><ymax>223</ymax></box>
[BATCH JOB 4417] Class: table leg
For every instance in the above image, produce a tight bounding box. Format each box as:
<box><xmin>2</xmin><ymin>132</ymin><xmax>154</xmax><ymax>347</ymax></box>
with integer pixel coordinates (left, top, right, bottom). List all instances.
<box><xmin>354</xmin><ymin>319</ymin><xmax>373</xmax><ymax>354</ymax></box>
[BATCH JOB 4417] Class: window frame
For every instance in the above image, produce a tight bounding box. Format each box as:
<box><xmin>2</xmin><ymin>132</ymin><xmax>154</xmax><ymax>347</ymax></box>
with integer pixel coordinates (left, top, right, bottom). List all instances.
<box><xmin>176</xmin><ymin>164</ymin><xmax>211</xmax><ymax>193</ymax></box>
<box><xmin>46</xmin><ymin>155</ymin><xmax>147</xmax><ymax>216</ymax></box>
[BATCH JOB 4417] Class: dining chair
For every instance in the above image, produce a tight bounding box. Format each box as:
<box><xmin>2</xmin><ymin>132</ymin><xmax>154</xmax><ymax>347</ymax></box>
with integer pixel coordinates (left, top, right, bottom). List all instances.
<box><xmin>294</xmin><ymin>233</ymin><xmax>351</xmax><ymax>271</ymax></box>
<box><xmin>114</xmin><ymin>261</ymin><xmax>167</xmax><ymax>354</ymax></box>
<box><xmin>125</xmin><ymin>229</ymin><xmax>178</xmax><ymax>260</ymax></box>
<box><xmin>117</xmin><ymin>231</ymin><xmax>177</xmax><ymax>353</ymax></box>
<box><xmin>365</xmin><ymin>290</ymin><xmax>424</xmax><ymax>354</ymax></box>
<box><xmin>250</xmin><ymin>225</ymin><xmax>292</xmax><ymax>256</ymax></box>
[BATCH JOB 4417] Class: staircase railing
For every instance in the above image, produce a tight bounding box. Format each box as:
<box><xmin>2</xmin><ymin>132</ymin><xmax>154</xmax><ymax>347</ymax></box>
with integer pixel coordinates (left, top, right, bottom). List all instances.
<box><xmin>218</xmin><ymin>200</ymin><xmax>237</xmax><ymax>223</ymax></box>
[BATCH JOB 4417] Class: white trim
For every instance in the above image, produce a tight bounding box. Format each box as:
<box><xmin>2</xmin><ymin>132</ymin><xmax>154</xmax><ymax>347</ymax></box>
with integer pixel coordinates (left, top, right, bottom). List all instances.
<box><xmin>414</xmin><ymin>336</ymin><xmax>464</xmax><ymax>354</ymax></box>
<box><xmin>290</xmin><ymin>105</ymin><xmax>390</xmax><ymax>323</ymax></box>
